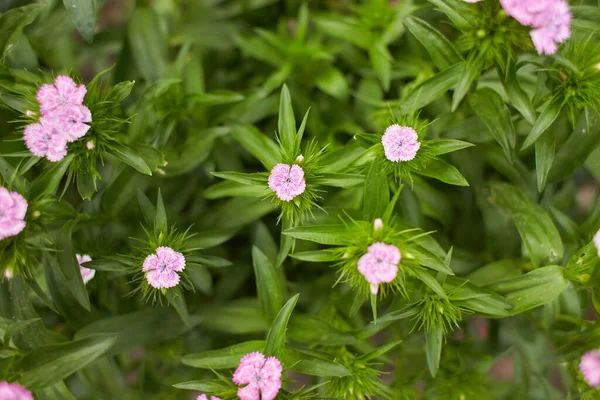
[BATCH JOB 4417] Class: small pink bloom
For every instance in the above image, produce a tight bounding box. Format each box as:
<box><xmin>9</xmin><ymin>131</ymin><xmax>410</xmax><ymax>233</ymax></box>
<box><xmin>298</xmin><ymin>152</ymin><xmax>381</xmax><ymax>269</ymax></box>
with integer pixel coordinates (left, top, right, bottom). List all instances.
<box><xmin>581</xmin><ymin>350</ymin><xmax>600</xmax><ymax>387</ymax></box>
<box><xmin>357</xmin><ymin>242</ymin><xmax>401</xmax><ymax>295</ymax></box>
<box><xmin>0</xmin><ymin>381</ymin><xmax>33</xmax><ymax>400</ymax></box>
<box><xmin>55</xmin><ymin>104</ymin><xmax>92</xmax><ymax>142</ymax></box>
<box><xmin>37</xmin><ymin>75</ymin><xmax>87</xmax><ymax>115</ymax></box>
<box><xmin>23</xmin><ymin>118</ymin><xmax>68</xmax><ymax>162</ymax></box>
<box><xmin>4</xmin><ymin>269</ymin><xmax>13</xmax><ymax>280</ymax></box>
<box><xmin>142</xmin><ymin>246</ymin><xmax>186</xmax><ymax>289</ymax></box>
<box><xmin>196</xmin><ymin>395</ymin><xmax>221</xmax><ymax>400</ymax></box>
<box><xmin>233</xmin><ymin>352</ymin><xmax>282</xmax><ymax>400</ymax></box>
<box><xmin>381</xmin><ymin>125</ymin><xmax>421</xmax><ymax>162</ymax></box>
<box><xmin>76</xmin><ymin>254</ymin><xmax>95</xmax><ymax>284</ymax></box>
<box><xmin>0</xmin><ymin>187</ymin><xmax>27</xmax><ymax>241</ymax></box>
<box><xmin>268</xmin><ymin>163</ymin><xmax>306</xmax><ymax>201</ymax></box>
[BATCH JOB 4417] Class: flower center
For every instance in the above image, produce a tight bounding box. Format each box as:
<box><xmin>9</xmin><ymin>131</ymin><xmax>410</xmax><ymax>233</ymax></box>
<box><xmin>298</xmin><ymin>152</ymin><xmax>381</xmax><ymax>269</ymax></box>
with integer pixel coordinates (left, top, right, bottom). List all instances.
<box><xmin>159</xmin><ymin>263</ymin><xmax>169</xmax><ymax>272</ymax></box>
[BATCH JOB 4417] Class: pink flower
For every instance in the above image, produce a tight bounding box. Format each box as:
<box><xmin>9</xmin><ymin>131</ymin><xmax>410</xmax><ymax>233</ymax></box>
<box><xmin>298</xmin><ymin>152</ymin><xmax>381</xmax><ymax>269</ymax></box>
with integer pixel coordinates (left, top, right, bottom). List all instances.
<box><xmin>37</xmin><ymin>75</ymin><xmax>87</xmax><ymax>115</ymax></box>
<box><xmin>196</xmin><ymin>395</ymin><xmax>221</xmax><ymax>400</ymax></box>
<box><xmin>381</xmin><ymin>125</ymin><xmax>421</xmax><ymax>162</ymax></box>
<box><xmin>357</xmin><ymin>242</ymin><xmax>401</xmax><ymax>295</ymax></box>
<box><xmin>55</xmin><ymin>104</ymin><xmax>92</xmax><ymax>142</ymax></box>
<box><xmin>0</xmin><ymin>381</ymin><xmax>33</xmax><ymax>400</ymax></box>
<box><xmin>0</xmin><ymin>187</ymin><xmax>27</xmax><ymax>241</ymax></box>
<box><xmin>500</xmin><ymin>0</ymin><xmax>571</xmax><ymax>55</ymax></box>
<box><xmin>268</xmin><ymin>163</ymin><xmax>306</xmax><ymax>201</ymax></box>
<box><xmin>595</xmin><ymin>230</ymin><xmax>600</xmax><ymax>257</ymax></box>
<box><xmin>463</xmin><ymin>0</ymin><xmax>481</xmax><ymax>2</ymax></box>
<box><xmin>233</xmin><ymin>352</ymin><xmax>282</xmax><ymax>400</ymax></box>
<box><xmin>23</xmin><ymin>118</ymin><xmax>68</xmax><ymax>162</ymax></box>
<box><xmin>142</xmin><ymin>246</ymin><xmax>186</xmax><ymax>289</ymax></box>
<box><xmin>77</xmin><ymin>254</ymin><xmax>95</xmax><ymax>284</ymax></box>
<box><xmin>581</xmin><ymin>350</ymin><xmax>600</xmax><ymax>387</ymax></box>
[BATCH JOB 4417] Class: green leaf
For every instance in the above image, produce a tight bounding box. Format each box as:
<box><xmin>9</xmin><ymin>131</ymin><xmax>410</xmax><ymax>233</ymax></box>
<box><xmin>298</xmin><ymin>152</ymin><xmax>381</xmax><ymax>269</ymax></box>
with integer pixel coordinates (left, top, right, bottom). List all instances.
<box><xmin>187</xmin><ymin>255</ymin><xmax>232</xmax><ymax>268</ymax></box>
<box><xmin>535</xmin><ymin>129</ymin><xmax>555</xmax><ymax>192</ymax></box>
<box><xmin>358</xmin><ymin>339</ymin><xmax>403</xmax><ymax>363</ymax></box>
<box><xmin>200</xmin><ymin>304</ymin><xmax>267</xmax><ymax>334</ymax></box>
<box><xmin>425</xmin><ymin>326</ymin><xmax>443</xmax><ymax>377</ymax></box>
<box><xmin>187</xmin><ymin>90</ymin><xmax>244</xmax><ymax>105</ymax></box>
<box><xmin>165</xmin><ymin>289</ymin><xmax>189</xmax><ymax>326</ymax></box>
<box><xmin>489</xmin><ymin>183</ymin><xmax>563</xmax><ymax>267</ymax></box>
<box><xmin>252</xmin><ymin>246</ymin><xmax>284</xmax><ymax>322</ymax></box>
<box><xmin>229</xmin><ymin>123</ymin><xmax>280</xmax><ymax>169</ymax></box>
<box><xmin>408</xmin><ymin>266</ymin><xmax>446</xmax><ymax>298</ymax></box>
<box><xmin>56</xmin><ymin>220</ymin><xmax>90</xmax><ymax>311</ymax></box>
<box><xmin>290</xmin><ymin>250</ymin><xmax>339</xmax><ymax>262</ymax></box>
<box><xmin>501</xmin><ymin>59</ymin><xmax>536</xmax><ymax>125</ymax></box>
<box><xmin>106</xmin><ymin>80</ymin><xmax>135</xmax><ymax>103</ymax></box>
<box><xmin>263</xmin><ymin>294</ymin><xmax>299</xmax><ymax>358</ymax></box>
<box><xmin>469</xmin><ymin>87</ymin><xmax>516</xmax><ymax>163</ymax></box>
<box><xmin>76</xmin><ymin>170</ymin><xmax>96</xmax><ymax>201</ymax></box>
<box><xmin>284</xmin><ymin>224</ymin><xmax>351</xmax><ymax>245</ymax></box>
<box><xmin>418</xmin><ymin>158</ymin><xmax>469</xmax><ymax>186</ymax></box>
<box><xmin>17</xmin><ymin>334</ymin><xmax>117</xmax><ymax>389</ymax></box>
<box><xmin>108</xmin><ymin>142</ymin><xmax>152</xmax><ymax>175</ymax></box>
<box><xmin>80</xmin><ymin>259</ymin><xmax>128</xmax><ymax>272</ymax></box>
<box><xmin>204</xmin><ymin>180</ymin><xmax>269</xmax><ymax>199</ymax></box>
<box><xmin>427</xmin><ymin>0</ymin><xmax>478</xmax><ymax>30</ymax></box>
<box><xmin>173</xmin><ymin>380</ymin><xmax>231</xmax><ymax>392</ymax></box>
<box><xmin>28</xmin><ymin>154</ymin><xmax>74</xmax><ymax>200</ymax></box>
<box><xmin>404</xmin><ymin>16</ymin><xmax>462</xmax><ymax>70</ymax></box>
<box><xmin>182</xmin><ymin>340</ymin><xmax>265</xmax><ymax>369</ymax></box>
<box><xmin>403</xmin><ymin>62</ymin><xmax>464</xmax><ymax>112</ymax></box>
<box><xmin>488</xmin><ymin>265</ymin><xmax>568</xmax><ymax>314</ymax></box>
<box><xmin>363</xmin><ymin>158</ymin><xmax>389</xmax><ymax>221</ymax></box>
<box><xmin>428</xmin><ymin>139</ymin><xmax>474</xmax><ymax>155</ymax></box>
<box><xmin>287</xmin><ymin>314</ymin><xmax>356</xmax><ymax>346</ymax></box>
<box><xmin>315</xmin><ymin>65</ymin><xmax>349</xmax><ymax>99</ymax></box>
<box><xmin>452</xmin><ymin>53</ymin><xmax>484</xmax><ymax>111</ymax></box>
<box><xmin>312</xmin><ymin>15</ymin><xmax>371</xmax><ymax>48</ymax></box>
<box><xmin>63</xmin><ymin>0</ymin><xmax>96</xmax><ymax>43</ymax></box>
<box><xmin>128</xmin><ymin>7</ymin><xmax>167</xmax><ymax>82</ymax></box>
<box><xmin>155</xmin><ymin>188</ymin><xmax>167</xmax><ymax>233</ymax></box>
<box><xmin>369</xmin><ymin>40</ymin><xmax>392</xmax><ymax>91</ymax></box>
<box><xmin>137</xmin><ymin>190</ymin><xmax>156</xmax><ymax>225</ymax></box>
<box><xmin>467</xmin><ymin>259</ymin><xmax>524</xmax><ymax>287</ymax></box>
<box><xmin>0</xmin><ymin>4</ymin><xmax>43</xmax><ymax>59</ymax></box>
<box><xmin>283</xmin><ymin>347</ymin><xmax>351</xmax><ymax>377</ymax></box>
<box><xmin>521</xmin><ymin>98</ymin><xmax>563</xmax><ymax>150</ymax></box>
<box><xmin>278</xmin><ymin>84</ymin><xmax>296</xmax><ymax>157</ymax></box>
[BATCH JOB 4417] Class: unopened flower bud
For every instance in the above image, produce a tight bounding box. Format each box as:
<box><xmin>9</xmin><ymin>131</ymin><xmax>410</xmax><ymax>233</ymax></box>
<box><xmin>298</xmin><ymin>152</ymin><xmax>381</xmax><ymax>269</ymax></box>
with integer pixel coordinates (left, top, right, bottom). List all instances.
<box><xmin>86</xmin><ymin>140</ymin><xmax>94</xmax><ymax>150</ymax></box>
<box><xmin>25</xmin><ymin>110</ymin><xmax>35</xmax><ymax>118</ymax></box>
<box><xmin>373</xmin><ymin>218</ymin><xmax>383</xmax><ymax>231</ymax></box>
<box><xmin>296</xmin><ymin>154</ymin><xmax>304</xmax><ymax>163</ymax></box>
<box><xmin>31</xmin><ymin>210</ymin><xmax>41</xmax><ymax>219</ymax></box>
<box><xmin>4</xmin><ymin>268</ymin><xmax>13</xmax><ymax>280</ymax></box>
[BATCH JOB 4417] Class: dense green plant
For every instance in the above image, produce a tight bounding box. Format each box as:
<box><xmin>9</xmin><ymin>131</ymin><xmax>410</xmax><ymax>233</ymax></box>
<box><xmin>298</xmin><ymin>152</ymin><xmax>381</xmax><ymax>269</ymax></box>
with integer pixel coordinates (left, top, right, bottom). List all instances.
<box><xmin>0</xmin><ymin>0</ymin><xmax>599</xmax><ymax>399</ymax></box>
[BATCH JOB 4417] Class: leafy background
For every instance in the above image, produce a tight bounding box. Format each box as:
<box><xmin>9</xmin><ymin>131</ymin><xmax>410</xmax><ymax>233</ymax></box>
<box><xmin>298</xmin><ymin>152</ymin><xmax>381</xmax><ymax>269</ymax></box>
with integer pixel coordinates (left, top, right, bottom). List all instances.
<box><xmin>1</xmin><ymin>0</ymin><xmax>600</xmax><ymax>399</ymax></box>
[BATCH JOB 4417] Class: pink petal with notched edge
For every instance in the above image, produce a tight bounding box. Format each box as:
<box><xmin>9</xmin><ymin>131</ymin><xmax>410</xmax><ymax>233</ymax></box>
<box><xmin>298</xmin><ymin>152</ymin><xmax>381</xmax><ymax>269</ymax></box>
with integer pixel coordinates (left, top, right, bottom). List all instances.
<box><xmin>237</xmin><ymin>383</ymin><xmax>260</xmax><ymax>400</ymax></box>
<box><xmin>581</xmin><ymin>350</ymin><xmax>600</xmax><ymax>387</ymax></box>
<box><xmin>368</xmin><ymin>242</ymin><xmax>401</xmax><ymax>265</ymax></box>
<box><xmin>233</xmin><ymin>352</ymin><xmax>266</xmax><ymax>385</ymax></box>
<box><xmin>381</xmin><ymin>125</ymin><xmax>421</xmax><ymax>162</ymax></box>
<box><xmin>259</xmin><ymin>379</ymin><xmax>281</xmax><ymax>400</ymax></box>
<box><xmin>268</xmin><ymin>163</ymin><xmax>306</xmax><ymax>201</ymax></box>
<box><xmin>0</xmin><ymin>381</ymin><xmax>34</xmax><ymax>400</ymax></box>
<box><xmin>262</xmin><ymin>356</ymin><xmax>282</xmax><ymax>381</ymax></box>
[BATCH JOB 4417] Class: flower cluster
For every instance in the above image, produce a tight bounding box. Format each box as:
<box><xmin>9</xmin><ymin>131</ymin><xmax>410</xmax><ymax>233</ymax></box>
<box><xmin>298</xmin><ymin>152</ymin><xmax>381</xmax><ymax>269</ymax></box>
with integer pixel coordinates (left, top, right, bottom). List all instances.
<box><xmin>77</xmin><ymin>254</ymin><xmax>95</xmax><ymax>284</ymax></box>
<box><xmin>580</xmin><ymin>350</ymin><xmax>600</xmax><ymax>387</ymax></box>
<box><xmin>233</xmin><ymin>352</ymin><xmax>282</xmax><ymax>400</ymax></box>
<box><xmin>142</xmin><ymin>246</ymin><xmax>186</xmax><ymax>289</ymax></box>
<box><xmin>24</xmin><ymin>76</ymin><xmax>92</xmax><ymax>162</ymax></box>
<box><xmin>0</xmin><ymin>187</ymin><xmax>27</xmax><ymax>241</ymax></box>
<box><xmin>381</xmin><ymin>125</ymin><xmax>421</xmax><ymax>163</ymax></box>
<box><xmin>357</xmin><ymin>242</ymin><xmax>401</xmax><ymax>295</ymax></box>
<box><xmin>268</xmin><ymin>163</ymin><xmax>306</xmax><ymax>201</ymax></box>
<box><xmin>0</xmin><ymin>381</ymin><xmax>33</xmax><ymax>400</ymax></box>
<box><xmin>500</xmin><ymin>0</ymin><xmax>571</xmax><ymax>55</ymax></box>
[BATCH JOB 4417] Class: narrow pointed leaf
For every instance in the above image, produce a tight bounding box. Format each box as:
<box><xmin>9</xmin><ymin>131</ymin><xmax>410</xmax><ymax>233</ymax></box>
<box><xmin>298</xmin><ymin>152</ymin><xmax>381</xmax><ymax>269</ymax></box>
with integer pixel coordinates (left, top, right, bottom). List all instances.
<box><xmin>252</xmin><ymin>246</ymin><xmax>284</xmax><ymax>322</ymax></box>
<box><xmin>263</xmin><ymin>294</ymin><xmax>299</xmax><ymax>358</ymax></box>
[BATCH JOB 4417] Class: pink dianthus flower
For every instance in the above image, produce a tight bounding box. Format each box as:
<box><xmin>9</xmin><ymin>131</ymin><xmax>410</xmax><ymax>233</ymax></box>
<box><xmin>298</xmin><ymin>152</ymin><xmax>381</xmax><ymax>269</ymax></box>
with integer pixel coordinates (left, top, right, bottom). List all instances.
<box><xmin>581</xmin><ymin>350</ymin><xmax>600</xmax><ymax>387</ymax></box>
<box><xmin>381</xmin><ymin>125</ymin><xmax>421</xmax><ymax>162</ymax></box>
<box><xmin>0</xmin><ymin>381</ymin><xmax>33</xmax><ymax>400</ymax></box>
<box><xmin>77</xmin><ymin>254</ymin><xmax>95</xmax><ymax>284</ymax></box>
<box><xmin>23</xmin><ymin>117</ymin><xmax>68</xmax><ymax>162</ymax></box>
<box><xmin>37</xmin><ymin>75</ymin><xmax>87</xmax><ymax>115</ymax></box>
<box><xmin>357</xmin><ymin>242</ymin><xmax>401</xmax><ymax>295</ymax></box>
<box><xmin>0</xmin><ymin>187</ymin><xmax>27</xmax><ymax>241</ymax></box>
<box><xmin>233</xmin><ymin>352</ymin><xmax>282</xmax><ymax>400</ymax></box>
<box><xmin>56</xmin><ymin>104</ymin><xmax>92</xmax><ymax>142</ymax></box>
<box><xmin>142</xmin><ymin>246</ymin><xmax>186</xmax><ymax>289</ymax></box>
<box><xmin>197</xmin><ymin>395</ymin><xmax>221</xmax><ymax>400</ymax></box>
<box><xmin>268</xmin><ymin>163</ymin><xmax>306</xmax><ymax>201</ymax></box>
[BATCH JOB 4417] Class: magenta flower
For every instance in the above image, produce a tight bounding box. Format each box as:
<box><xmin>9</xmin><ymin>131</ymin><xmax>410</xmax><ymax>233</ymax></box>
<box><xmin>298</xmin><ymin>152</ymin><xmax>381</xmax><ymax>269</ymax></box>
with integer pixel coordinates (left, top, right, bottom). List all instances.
<box><xmin>581</xmin><ymin>350</ymin><xmax>600</xmax><ymax>387</ymax></box>
<box><xmin>357</xmin><ymin>242</ymin><xmax>401</xmax><ymax>295</ymax></box>
<box><xmin>23</xmin><ymin>117</ymin><xmax>68</xmax><ymax>162</ymax></box>
<box><xmin>0</xmin><ymin>381</ymin><xmax>34</xmax><ymax>400</ymax></box>
<box><xmin>381</xmin><ymin>125</ymin><xmax>421</xmax><ymax>162</ymax></box>
<box><xmin>233</xmin><ymin>352</ymin><xmax>282</xmax><ymax>400</ymax></box>
<box><xmin>196</xmin><ymin>395</ymin><xmax>221</xmax><ymax>400</ymax></box>
<box><xmin>36</xmin><ymin>75</ymin><xmax>87</xmax><ymax>115</ymax></box>
<box><xmin>268</xmin><ymin>163</ymin><xmax>306</xmax><ymax>201</ymax></box>
<box><xmin>594</xmin><ymin>230</ymin><xmax>600</xmax><ymax>257</ymax></box>
<box><xmin>0</xmin><ymin>187</ymin><xmax>27</xmax><ymax>241</ymax></box>
<box><xmin>500</xmin><ymin>0</ymin><xmax>571</xmax><ymax>55</ymax></box>
<box><xmin>77</xmin><ymin>254</ymin><xmax>95</xmax><ymax>284</ymax></box>
<box><xmin>142</xmin><ymin>246</ymin><xmax>186</xmax><ymax>289</ymax></box>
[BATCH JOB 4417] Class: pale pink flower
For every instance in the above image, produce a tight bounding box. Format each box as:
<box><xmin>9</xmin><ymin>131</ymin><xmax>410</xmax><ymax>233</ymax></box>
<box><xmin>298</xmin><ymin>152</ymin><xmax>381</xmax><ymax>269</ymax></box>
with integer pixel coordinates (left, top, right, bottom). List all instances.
<box><xmin>0</xmin><ymin>381</ymin><xmax>33</xmax><ymax>400</ymax></box>
<box><xmin>55</xmin><ymin>104</ymin><xmax>92</xmax><ymax>142</ymax></box>
<box><xmin>0</xmin><ymin>187</ymin><xmax>27</xmax><ymax>241</ymax></box>
<box><xmin>196</xmin><ymin>395</ymin><xmax>221</xmax><ymax>400</ymax></box>
<box><xmin>142</xmin><ymin>246</ymin><xmax>186</xmax><ymax>289</ymax></box>
<box><xmin>233</xmin><ymin>352</ymin><xmax>282</xmax><ymax>400</ymax></box>
<box><xmin>463</xmin><ymin>0</ymin><xmax>481</xmax><ymax>2</ymax></box>
<box><xmin>381</xmin><ymin>125</ymin><xmax>421</xmax><ymax>162</ymax></box>
<box><xmin>594</xmin><ymin>230</ymin><xmax>600</xmax><ymax>257</ymax></box>
<box><xmin>500</xmin><ymin>0</ymin><xmax>571</xmax><ymax>55</ymax></box>
<box><xmin>4</xmin><ymin>269</ymin><xmax>13</xmax><ymax>280</ymax></box>
<box><xmin>373</xmin><ymin>218</ymin><xmax>384</xmax><ymax>231</ymax></box>
<box><xmin>268</xmin><ymin>163</ymin><xmax>306</xmax><ymax>201</ymax></box>
<box><xmin>581</xmin><ymin>350</ymin><xmax>600</xmax><ymax>387</ymax></box>
<box><xmin>76</xmin><ymin>254</ymin><xmax>95</xmax><ymax>284</ymax></box>
<box><xmin>23</xmin><ymin>118</ymin><xmax>68</xmax><ymax>162</ymax></box>
<box><xmin>357</xmin><ymin>242</ymin><xmax>401</xmax><ymax>295</ymax></box>
<box><xmin>37</xmin><ymin>75</ymin><xmax>87</xmax><ymax>115</ymax></box>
